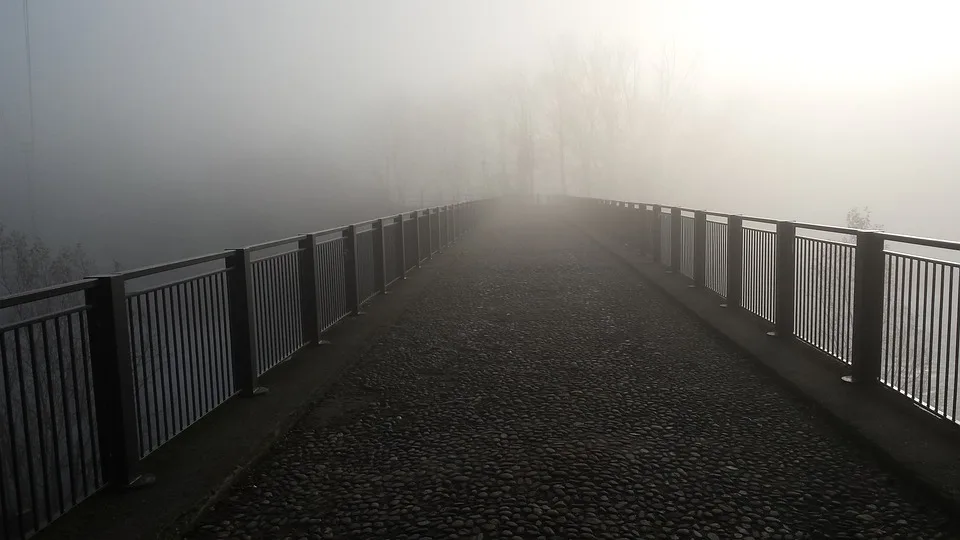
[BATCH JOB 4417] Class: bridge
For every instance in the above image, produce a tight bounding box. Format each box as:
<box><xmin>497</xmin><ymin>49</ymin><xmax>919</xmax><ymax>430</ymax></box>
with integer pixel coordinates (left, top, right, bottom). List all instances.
<box><xmin>2</xmin><ymin>198</ymin><xmax>959</xmax><ymax>539</ymax></box>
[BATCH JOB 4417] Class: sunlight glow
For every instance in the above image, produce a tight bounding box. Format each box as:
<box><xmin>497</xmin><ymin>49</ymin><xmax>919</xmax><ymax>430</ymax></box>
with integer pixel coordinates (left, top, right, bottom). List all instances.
<box><xmin>692</xmin><ymin>0</ymin><xmax>960</xmax><ymax>88</ymax></box>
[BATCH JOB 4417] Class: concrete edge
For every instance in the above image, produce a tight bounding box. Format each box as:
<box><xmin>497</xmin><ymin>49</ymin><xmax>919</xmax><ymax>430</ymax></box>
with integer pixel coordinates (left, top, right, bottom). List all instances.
<box><xmin>572</xmin><ymin>220</ymin><xmax>960</xmax><ymax>514</ymax></box>
<box><xmin>162</xmin><ymin>331</ymin><xmax>362</xmax><ymax>539</ymax></box>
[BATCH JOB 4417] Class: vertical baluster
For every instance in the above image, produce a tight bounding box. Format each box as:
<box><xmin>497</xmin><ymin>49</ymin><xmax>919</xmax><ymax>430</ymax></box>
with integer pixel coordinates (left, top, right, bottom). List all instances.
<box><xmin>694</xmin><ymin>211</ymin><xmax>707</xmax><ymax>288</ymax></box>
<box><xmin>344</xmin><ymin>226</ymin><xmax>361</xmax><ymax>316</ymax></box>
<box><xmin>374</xmin><ymin>219</ymin><xmax>387</xmax><ymax>295</ymax></box>
<box><xmin>670</xmin><ymin>208</ymin><xmax>682</xmax><ymax>273</ymax></box>
<box><xmin>1</xmin><ymin>331</ymin><xmax>27</xmax><ymax>536</ymax></box>
<box><xmin>934</xmin><ymin>264</ymin><xmax>947</xmax><ymax>413</ymax></box>
<box><xmin>161</xmin><ymin>288</ymin><xmax>182</xmax><ymax>436</ymax></box>
<box><xmin>300</xmin><ymin>234</ymin><xmax>320</xmax><ymax>346</ymax></box>
<box><xmin>176</xmin><ymin>284</ymin><xmax>197</xmax><ymax>425</ymax></box>
<box><xmin>884</xmin><ymin>255</ymin><xmax>895</xmax><ymax>378</ymax></box>
<box><xmin>39</xmin><ymin>321</ymin><xmax>66</xmax><ymax>515</ymax></box>
<box><xmin>950</xmin><ymin>266</ymin><xmax>959</xmax><ymax>419</ymax></box>
<box><xmin>396</xmin><ymin>215</ymin><xmax>407</xmax><ymax>281</ymax></box>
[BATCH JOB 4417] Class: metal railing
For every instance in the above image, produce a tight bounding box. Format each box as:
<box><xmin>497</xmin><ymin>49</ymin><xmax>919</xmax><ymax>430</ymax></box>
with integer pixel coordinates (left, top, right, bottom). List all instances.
<box><xmin>572</xmin><ymin>196</ymin><xmax>960</xmax><ymax>428</ymax></box>
<box><xmin>0</xmin><ymin>199</ymin><xmax>491</xmax><ymax>540</ymax></box>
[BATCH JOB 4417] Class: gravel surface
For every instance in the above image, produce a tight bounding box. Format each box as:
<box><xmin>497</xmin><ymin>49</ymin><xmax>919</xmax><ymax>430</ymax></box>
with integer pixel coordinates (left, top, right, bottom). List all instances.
<box><xmin>188</xmin><ymin>212</ymin><xmax>957</xmax><ymax>540</ymax></box>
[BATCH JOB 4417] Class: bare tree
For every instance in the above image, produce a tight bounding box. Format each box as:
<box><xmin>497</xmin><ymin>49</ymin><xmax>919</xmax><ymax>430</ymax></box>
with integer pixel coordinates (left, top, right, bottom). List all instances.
<box><xmin>846</xmin><ymin>206</ymin><xmax>883</xmax><ymax>232</ymax></box>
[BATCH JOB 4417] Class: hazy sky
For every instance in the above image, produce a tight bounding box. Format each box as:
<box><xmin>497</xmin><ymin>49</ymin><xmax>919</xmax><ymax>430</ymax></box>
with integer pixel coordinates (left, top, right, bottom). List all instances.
<box><xmin>2</xmin><ymin>0</ymin><xmax>960</xmax><ymax>248</ymax></box>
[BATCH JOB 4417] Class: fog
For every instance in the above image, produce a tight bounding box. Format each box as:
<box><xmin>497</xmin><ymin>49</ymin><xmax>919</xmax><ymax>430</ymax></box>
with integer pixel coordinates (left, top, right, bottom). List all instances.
<box><xmin>2</xmin><ymin>0</ymin><xmax>960</xmax><ymax>273</ymax></box>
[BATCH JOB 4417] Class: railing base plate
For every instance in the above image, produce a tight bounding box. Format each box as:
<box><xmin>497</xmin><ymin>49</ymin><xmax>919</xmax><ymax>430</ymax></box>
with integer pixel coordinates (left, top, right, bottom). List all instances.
<box><xmin>128</xmin><ymin>473</ymin><xmax>156</xmax><ymax>489</ymax></box>
<box><xmin>243</xmin><ymin>386</ymin><xmax>269</xmax><ymax>397</ymax></box>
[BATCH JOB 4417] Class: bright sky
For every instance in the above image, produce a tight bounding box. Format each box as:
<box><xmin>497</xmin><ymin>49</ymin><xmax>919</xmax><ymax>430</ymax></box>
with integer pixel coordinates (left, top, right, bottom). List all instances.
<box><xmin>2</xmin><ymin>1</ymin><xmax>960</xmax><ymax>240</ymax></box>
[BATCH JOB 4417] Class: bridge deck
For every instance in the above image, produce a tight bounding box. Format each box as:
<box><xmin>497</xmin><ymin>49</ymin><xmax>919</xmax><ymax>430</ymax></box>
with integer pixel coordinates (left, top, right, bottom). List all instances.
<box><xmin>190</xmin><ymin>211</ymin><xmax>954</xmax><ymax>539</ymax></box>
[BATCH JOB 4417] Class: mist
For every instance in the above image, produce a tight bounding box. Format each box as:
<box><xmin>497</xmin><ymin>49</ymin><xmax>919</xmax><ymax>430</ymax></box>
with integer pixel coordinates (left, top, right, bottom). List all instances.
<box><xmin>2</xmin><ymin>0</ymin><xmax>960</xmax><ymax>273</ymax></box>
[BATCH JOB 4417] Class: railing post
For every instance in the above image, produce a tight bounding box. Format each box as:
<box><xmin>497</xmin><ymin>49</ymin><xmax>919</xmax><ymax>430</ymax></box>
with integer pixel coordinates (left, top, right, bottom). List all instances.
<box><xmin>226</xmin><ymin>248</ymin><xmax>267</xmax><ymax>396</ymax></box>
<box><xmin>670</xmin><ymin>207</ymin><xmax>682</xmax><ymax>273</ymax></box>
<box><xmin>694</xmin><ymin>210</ymin><xmax>707</xmax><ymax>287</ymax></box>
<box><xmin>724</xmin><ymin>216</ymin><xmax>743</xmax><ymax>308</ymax></box>
<box><xmin>428</xmin><ymin>210</ymin><xmax>435</xmax><ymax>259</ymax></box>
<box><xmin>415</xmin><ymin>211</ymin><xmax>423</xmax><ymax>268</ymax></box>
<box><xmin>772</xmin><ymin>221</ymin><xmax>797</xmax><ymax>337</ymax></box>
<box><xmin>298</xmin><ymin>234</ymin><xmax>320</xmax><ymax>344</ymax></box>
<box><xmin>441</xmin><ymin>206</ymin><xmax>449</xmax><ymax>247</ymax></box>
<box><xmin>85</xmin><ymin>274</ymin><xmax>152</xmax><ymax>488</ymax></box>
<box><xmin>849</xmin><ymin>231</ymin><xmax>885</xmax><ymax>383</ymax></box>
<box><xmin>637</xmin><ymin>205</ymin><xmax>648</xmax><ymax>257</ymax></box>
<box><xmin>395</xmin><ymin>214</ymin><xmax>406</xmax><ymax>280</ymax></box>
<box><xmin>652</xmin><ymin>205</ymin><xmax>662</xmax><ymax>264</ymax></box>
<box><xmin>439</xmin><ymin>207</ymin><xmax>446</xmax><ymax>250</ymax></box>
<box><xmin>344</xmin><ymin>225</ymin><xmax>361</xmax><ymax>315</ymax></box>
<box><xmin>447</xmin><ymin>205</ymin><xmax>453</xmax><ymax>246</ymax></box>
<box><xmin>623</xmin><ymin>203</ymin><xmax>634</xmax><ymax>245</ymax></box>
<box><xmin>373</xmin><ymin>218</ymin><xmax>387</xmax><ymax>294</ymax></box>
<box><xmin>453</xmin><ymin>203</ymin><xmax>459</xmax><ymax>240</ymax></box>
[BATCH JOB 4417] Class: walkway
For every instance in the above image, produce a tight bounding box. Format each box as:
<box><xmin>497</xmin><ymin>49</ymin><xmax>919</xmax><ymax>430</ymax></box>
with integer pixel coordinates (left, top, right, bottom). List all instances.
<box><xmin>188</xmin><ymin>211</ymin><xmax>955</xmax><ymax>539</ymax></box>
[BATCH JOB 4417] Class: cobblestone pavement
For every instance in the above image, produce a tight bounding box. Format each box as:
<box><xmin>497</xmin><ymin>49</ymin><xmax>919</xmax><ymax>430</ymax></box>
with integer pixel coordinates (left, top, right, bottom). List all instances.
<box><xmin>189</xmin><ymin>212</ymin><xmax>957</xmax><ymax>540</ymax></box>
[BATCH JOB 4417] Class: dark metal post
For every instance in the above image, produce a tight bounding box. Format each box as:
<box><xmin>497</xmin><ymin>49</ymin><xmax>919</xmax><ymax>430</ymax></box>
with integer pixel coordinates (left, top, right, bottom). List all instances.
<box><xmin>724</xmin><ymin>216</ymin><xmax>744</xmax><ymax>308</ymax></box>
<box><xmin>428</xmin><ymin>210</ymin><xmax>435</xmax><ymax>259</ymax></box>
<box><xmin>772</xmin><ymin>221</ymin><xmax>797</xmax><ymax>337</ymax></box>
<box><xmin>395</xmin><ymin>214</ymin><xmax>406</xmax><ymax>280</ymax></box>
<box><xmin>85</xmin><ymin>274</ymin><xmax>150</xmax><ymax>488</ymax></box>
<box><xmin>652</xmin><ymin>205</ymin><xmax>663</xmax><ymax>264</ymax></box>
<box><xmin>437</xmin><ymin>207</ymin><xmax>444</xmax><ymax>248</ymax></box>
<box><xmin>641</xmin><ymin>205</ymin><xmax>653</xmax><ymax>258</ymax></box>
<box><xmin>343</xmin><ymin>225</ymin><xmax>361</xmax><ymax>315</ymax></box>
<box><xmin>638</xmin><ymin>205</ymin><xmax>648</xmax><ymax>257</ymax></box>
<box><xmin>453</xmin><ymin>203</ymin><xmax>459</xmax><ymax>240</ymax></box>
<box><xmin>670</xmin><ymin>207</ymin><xmax>682</xmax><ymax>273</ymax></box>
<box><xmin>694</xmin><ymin>211</ymin><xmax>707</xmax><ymax>287</ymax></box>
<box><xmin>439</xmin><ymin>207</ymin><xmax>446</xmax><ymax>250</ymax></box>
<box><xmin>850</xmin><ymin>231</ymin><xmax>885</xmax><ymax>383</ymax></box>
<box><xmin>226</xmin><ymin>248</ymin><xmax>266</xmax><ymax>396</ymax></box>
<box><xmin>441</xmin><ymin>206</ymin><xmax>449</xmax><ymax>247</ymax></box>
<box><xmin>373</xmin><ymin>219</ymin><xmax>387</xmax><ymax>294</ymax></box>
<box><xmin>298</xmin><ymin>234</ymin><xmax>319</xmax><ymax>344</ymax></box>
<box><xmin>447</xmin><ymin>205</ymin><xmax>453</xmax><ymax>246</ymax></box>
<box><xmin>623</xmin><ymin>203</ymin><xmax>633</xmax><ymax>245</ymax></box>
<box><xmin>415</xmin><ymin>211</ymin><xmax>423</xmax><ymax>268</ymax></box>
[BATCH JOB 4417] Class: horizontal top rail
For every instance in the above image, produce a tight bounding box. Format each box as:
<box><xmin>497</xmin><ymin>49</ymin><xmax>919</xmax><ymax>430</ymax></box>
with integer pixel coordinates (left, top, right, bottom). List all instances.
<box><xmin>794</xmin><ymin>221</ymin><xmax>859</xmax><ymax>235</ymax></box>
<box><xmin>795</xmin><ymin>235</ymin><xmax>855</xmax><ymax>248</ymax></box>
<box><xmin>0</xmin><ymin>278</ymin><xmax>98</xmax><ymax>308</ymax></box>
<box><xmin>353</xmin><ymin>217</ymin><xmax>381</xmax><ymax>228</ymax></box>
<box><xmin>252</xmin><ymin>247</ymin><xmax>304</xmax><ymax>263</ymax></box>
<box><xmin>0</xmin><ymin>303</ymin><xmax>90</xmax><ymax>333</ymax></box>
<box><xmin>309</xmin><ymin>224</ymin><xmax>350</xmax><ymax>238</ymax></box>
<box><xmin>882</xmin><ymin>232</ymin><xmax>960</xmax><ymax>251</ymax></box>
<box><xmin>885</xmin><ymin>249</ymin><xmax>960</xmax><ymax>267</ymax></box>
<box><xmin>246</xmin><ymin>234</ymin><xmax>308</xmax><ymax>252</ymax></box>
<box><xmin>3</xmin><ymin>200</ymin><xmax>485</xmax><ymax>311</ymax></box>
<box><xmin>739</xmin><ymin>215</ymin><xmax>780</xmax><ymax>225</ymax></box>
<box><xmin>585</xmin><ymin>194</ymin><xmax>960</xmax><ymax>251</ymax></box>
<box><xmin>122</xmin><ymin>251</ymin><xmax>231</xmax><ymax>279</ymax></box>
<box><xmin>127</xmin><ymin>266</ymin><xmax>232</xmax><ymax>296</ymax></box>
